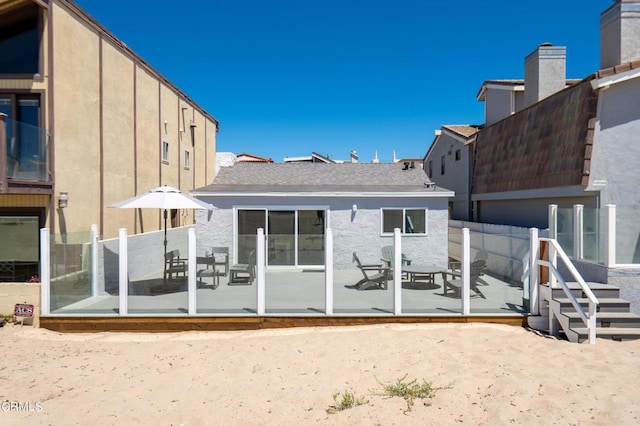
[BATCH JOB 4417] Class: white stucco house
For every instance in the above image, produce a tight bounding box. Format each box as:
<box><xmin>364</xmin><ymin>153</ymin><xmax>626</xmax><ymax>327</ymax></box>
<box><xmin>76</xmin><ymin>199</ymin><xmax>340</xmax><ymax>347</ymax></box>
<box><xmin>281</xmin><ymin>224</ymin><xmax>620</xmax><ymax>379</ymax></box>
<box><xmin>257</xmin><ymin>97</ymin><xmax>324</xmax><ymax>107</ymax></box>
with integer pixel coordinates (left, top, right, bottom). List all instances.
<box><xmin>192</xmin><ymin>162</ymin><xmax>453</xmax><ymax>270</ymax></box>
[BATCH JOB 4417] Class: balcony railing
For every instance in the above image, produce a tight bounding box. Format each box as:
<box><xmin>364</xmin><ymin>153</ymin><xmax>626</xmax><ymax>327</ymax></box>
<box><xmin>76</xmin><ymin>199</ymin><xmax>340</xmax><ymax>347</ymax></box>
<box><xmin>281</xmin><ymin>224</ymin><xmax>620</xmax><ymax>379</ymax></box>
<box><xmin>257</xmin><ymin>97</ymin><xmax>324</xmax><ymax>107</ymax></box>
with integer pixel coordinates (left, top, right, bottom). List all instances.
<box><xmin>0</xmin><ymin>114</ymin><xmax>50</xmax><ymax>184</ymax></box>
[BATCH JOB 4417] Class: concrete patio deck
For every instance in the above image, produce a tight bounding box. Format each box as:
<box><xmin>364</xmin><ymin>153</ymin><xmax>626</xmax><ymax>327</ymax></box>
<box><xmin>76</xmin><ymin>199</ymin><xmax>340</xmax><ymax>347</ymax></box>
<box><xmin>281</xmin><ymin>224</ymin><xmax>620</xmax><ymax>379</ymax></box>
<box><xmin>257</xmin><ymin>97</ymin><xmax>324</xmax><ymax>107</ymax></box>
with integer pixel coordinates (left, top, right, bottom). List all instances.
<box><xmin>49</xmin><ymin>268</ymin><xmax>527</xmax><ymax>316</ymax></box>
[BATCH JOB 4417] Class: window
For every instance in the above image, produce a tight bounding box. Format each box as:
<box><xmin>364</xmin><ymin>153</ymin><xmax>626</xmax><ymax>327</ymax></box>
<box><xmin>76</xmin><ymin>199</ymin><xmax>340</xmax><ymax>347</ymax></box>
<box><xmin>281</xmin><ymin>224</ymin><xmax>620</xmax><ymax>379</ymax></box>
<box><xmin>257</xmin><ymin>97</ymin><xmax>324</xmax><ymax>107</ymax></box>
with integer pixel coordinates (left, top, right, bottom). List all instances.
<box><xmin>455</xmin><ymin>149</ymin><xmax>461</xmax><ymax>161</ymax></box>
<box><xmin>428</xmin><ymin>161</ymin><xmax>432</xmax><ymax>178</ymax></box>
<box><xmin>161</xmin><ymin>141</ymin><xmax>169</xmax><ymax>163</ymax></box>
<box><xmin>381</xmin><ymin>209</ymin><xmax>427</xmax><ymax>235</ymax></box>
<box><xmin>1</xmin><ymin>94</ymin><xmax>46</xmax><ymax>180</ymax></box>
<box><xmin>183</xmin><ymin>150</ymin><xmax>190</xmax><ymax>169</ymax></box>
<box><xmin>0</xmin><ymin>4</ymin><xmax>41</xmax><ymax>75</ymax></box>
<box><xmin>440</xmin><ymin>156</ymin><xmax>445</xmax><ymax>175</ymax></box>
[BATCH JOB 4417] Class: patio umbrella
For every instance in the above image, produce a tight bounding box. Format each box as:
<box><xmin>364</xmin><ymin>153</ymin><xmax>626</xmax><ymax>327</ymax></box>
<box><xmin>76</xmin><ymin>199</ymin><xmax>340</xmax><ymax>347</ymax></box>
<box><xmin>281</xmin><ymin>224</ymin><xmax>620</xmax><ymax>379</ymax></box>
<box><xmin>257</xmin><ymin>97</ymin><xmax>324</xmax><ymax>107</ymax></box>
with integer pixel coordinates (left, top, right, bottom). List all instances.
<box><xmin>110</xmin><ymin>185</ymin><xmax>213</xmax><ymax>273</ymax></box>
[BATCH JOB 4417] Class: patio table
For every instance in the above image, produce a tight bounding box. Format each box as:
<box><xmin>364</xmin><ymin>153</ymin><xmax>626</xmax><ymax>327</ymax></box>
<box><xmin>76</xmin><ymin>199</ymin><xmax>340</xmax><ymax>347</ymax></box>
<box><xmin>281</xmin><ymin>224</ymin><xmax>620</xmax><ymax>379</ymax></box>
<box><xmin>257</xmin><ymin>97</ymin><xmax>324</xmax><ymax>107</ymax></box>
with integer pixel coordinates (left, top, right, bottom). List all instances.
<box><xmin>401</xmin><ymin>265</ymin><xmax>440</xmax><ymax>285</ymax></box>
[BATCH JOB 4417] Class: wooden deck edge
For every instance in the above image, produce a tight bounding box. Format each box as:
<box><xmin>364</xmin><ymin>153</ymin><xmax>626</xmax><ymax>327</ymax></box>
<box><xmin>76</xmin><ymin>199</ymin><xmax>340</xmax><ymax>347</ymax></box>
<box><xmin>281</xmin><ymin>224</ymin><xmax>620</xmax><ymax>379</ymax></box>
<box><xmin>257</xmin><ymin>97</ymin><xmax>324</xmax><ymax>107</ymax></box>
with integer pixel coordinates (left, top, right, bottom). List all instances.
<box><xmin>39</xmin><ymin>315</ymin><xmax>528</xmax><ymax>333</ymax></box>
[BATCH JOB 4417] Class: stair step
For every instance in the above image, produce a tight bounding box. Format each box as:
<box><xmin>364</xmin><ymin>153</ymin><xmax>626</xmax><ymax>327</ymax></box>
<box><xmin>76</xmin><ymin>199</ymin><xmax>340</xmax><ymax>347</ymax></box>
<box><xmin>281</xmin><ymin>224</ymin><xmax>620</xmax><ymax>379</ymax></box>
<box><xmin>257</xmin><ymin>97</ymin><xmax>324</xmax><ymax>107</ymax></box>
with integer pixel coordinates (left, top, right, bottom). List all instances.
<box><xmin>554</xmin><ymin>297</ymin><xmax>630</xmax><ymax>312</ymax></box>
<box><xmin>563</xmin><ymin>311</ymin><xmax>640</xmax><ymax>327</ymax></box>
<box><xmin>551</xmin><ymin>282</ymin><xmax>620</xmax><ymax>298</ymax></box>
<box><xmin>571</xmin><ymin>327</ymin><xmax>640</xmax><ymax>342</ymax></box>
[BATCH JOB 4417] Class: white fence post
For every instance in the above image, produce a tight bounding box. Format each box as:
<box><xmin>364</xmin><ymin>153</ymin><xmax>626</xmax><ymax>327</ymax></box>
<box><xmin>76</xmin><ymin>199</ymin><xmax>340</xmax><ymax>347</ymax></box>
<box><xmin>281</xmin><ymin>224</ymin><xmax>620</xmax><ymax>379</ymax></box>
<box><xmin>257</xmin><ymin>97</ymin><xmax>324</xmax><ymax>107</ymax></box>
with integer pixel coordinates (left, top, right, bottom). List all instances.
<box><xmin>462</xmin><ymin>227</ymin><xmax>470</xmax><ymax>315</ymax></box>
<box><xmin>40</xmin><ymin>228</ymin><xmax>50</xmax><ymax>315</ymax></box>
<box><xmin>118</xmin><ymin>228</ymin><xmax>128</xmax><ymax>315</ymax></box>
<box><xmin>529</xmin><ymin>228</ymin><xmax>539</xmax><ymax>315</ymax></box>
<box><xmin>91</xmin><ymin>224</ymin><xmax>98</xmax><ymax>297</ymax></box>
<box><xmin>573</xmin><ymin>204</ymin><xmax>584</xmax><ymax>260</ymax></box>
<box><xmin>393</xmin><ymin>228</ymin><xmax>402</xmax><ymax>315</ymax></box>
<box><xmin>256</xmin><ymin>228</ymin><xmax>265</xmax><ymax>315</ymax></box>
<box><xmin>548</xmin><ymin>204</ymin><xmax>558</xmax><ymax>240</ymax></box>
<box><xmin>325</xmin><ymin>228</ymin><xmax>333</xmax><ymax>315</ymax></box>
<box><xmin>187</xmin><ymin>227</ymin><xmax>196</xmax><ymax>315</ymax></box>
<box><xmin>604</xmin><ymin>204</ymin><xmax>616</xmax><ymax>267</ymax></box>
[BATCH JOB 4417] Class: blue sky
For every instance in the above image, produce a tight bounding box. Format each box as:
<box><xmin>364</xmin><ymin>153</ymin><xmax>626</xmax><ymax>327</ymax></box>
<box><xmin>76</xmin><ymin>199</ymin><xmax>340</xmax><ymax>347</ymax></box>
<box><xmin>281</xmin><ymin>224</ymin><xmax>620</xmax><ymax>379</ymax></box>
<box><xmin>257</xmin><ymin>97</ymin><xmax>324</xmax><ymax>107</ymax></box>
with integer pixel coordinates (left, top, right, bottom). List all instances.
<box><xmin>75</xmin><ymin>0</ymin><xmax>608</xmax><ymax>163</ymax></box>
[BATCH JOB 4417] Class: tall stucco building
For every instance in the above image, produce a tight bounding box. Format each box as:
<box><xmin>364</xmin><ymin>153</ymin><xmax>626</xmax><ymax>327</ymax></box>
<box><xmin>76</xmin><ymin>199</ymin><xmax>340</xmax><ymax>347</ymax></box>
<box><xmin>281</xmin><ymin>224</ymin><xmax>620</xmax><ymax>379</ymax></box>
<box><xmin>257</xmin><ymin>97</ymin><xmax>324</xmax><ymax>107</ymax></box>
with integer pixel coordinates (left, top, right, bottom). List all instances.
<box><xmin>0</xmin><ymin>0</ymin><xmax>218</xmax><ymax>281</ymax></box>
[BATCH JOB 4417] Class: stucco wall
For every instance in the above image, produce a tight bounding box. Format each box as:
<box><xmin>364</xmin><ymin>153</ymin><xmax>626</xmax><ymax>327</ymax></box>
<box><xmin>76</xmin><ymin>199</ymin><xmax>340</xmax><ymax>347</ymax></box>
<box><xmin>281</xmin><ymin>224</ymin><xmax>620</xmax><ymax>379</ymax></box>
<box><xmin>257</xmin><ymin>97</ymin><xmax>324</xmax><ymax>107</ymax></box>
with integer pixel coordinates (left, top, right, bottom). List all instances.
<box><xmin>485</xmin><ymin>88</ymin><xmax>513</xmax><ymax>126</ymax></box>
<box><xmin>425</xmin><ymin>132</ymin><xmax>469</xmax><ymax>220</ymax></box>
<box><xmin>591</xmin><ymin>77</ymin><xmax>640</xmax><ymax>206</ymax></box>
<box><xmin>590</xmin><ymin>77</ymin><xmax>640</xmax><ymax>263</ymax></box>
<box><xmin>49</xmin><ymin>1</ymin><xmax>217</xmax><ymax>240</ymax></box>
<box><xmin>196</xmin><ymin>196</ymin><xmax>449</xmax><ymax>270</ymax></box>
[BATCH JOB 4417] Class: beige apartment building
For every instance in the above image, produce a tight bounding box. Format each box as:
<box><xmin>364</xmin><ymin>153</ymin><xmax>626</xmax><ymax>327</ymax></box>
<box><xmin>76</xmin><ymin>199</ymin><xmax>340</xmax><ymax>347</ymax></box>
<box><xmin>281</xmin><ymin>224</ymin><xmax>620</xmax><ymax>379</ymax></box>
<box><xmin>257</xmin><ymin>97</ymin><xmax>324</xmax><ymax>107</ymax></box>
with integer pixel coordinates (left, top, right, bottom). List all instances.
<box><xmin>0</xmin><ymin>0</ymin><xmax>218</xmax><ymax>281</ymax></box>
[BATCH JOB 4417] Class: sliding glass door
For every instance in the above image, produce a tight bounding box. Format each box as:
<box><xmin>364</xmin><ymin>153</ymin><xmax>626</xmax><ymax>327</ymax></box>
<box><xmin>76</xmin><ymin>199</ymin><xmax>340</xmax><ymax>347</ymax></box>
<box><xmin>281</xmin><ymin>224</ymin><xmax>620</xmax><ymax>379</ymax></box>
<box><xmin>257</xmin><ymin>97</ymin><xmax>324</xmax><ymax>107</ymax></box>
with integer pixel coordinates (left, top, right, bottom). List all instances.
<box><xmin>236</xmin><ymin>209</ymin><xmax>326</xmax><ymax>267</ymax></box>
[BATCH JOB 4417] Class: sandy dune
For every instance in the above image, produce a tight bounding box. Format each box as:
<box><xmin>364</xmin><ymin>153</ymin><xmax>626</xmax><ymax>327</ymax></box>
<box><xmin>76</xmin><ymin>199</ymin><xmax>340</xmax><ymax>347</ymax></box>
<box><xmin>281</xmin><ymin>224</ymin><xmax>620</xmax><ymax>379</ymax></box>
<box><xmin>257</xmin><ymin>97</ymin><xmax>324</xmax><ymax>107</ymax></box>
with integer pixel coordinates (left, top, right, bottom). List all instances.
<box><xmin>1</xmin><ymin>322</ymin><xmax>639</xmax><ymax>425</ymax></box>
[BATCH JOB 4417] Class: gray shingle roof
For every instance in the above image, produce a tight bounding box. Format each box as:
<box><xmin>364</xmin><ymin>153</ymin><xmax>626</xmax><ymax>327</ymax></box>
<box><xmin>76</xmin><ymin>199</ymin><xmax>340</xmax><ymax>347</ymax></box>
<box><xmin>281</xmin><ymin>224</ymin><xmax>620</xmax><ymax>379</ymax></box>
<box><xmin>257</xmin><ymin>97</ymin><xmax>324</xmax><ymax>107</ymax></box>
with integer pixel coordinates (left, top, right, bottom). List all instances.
<box><xmin>194</xmin><ymin>162</ymin><xmax>448</xmax><ymax>194</ymax></box>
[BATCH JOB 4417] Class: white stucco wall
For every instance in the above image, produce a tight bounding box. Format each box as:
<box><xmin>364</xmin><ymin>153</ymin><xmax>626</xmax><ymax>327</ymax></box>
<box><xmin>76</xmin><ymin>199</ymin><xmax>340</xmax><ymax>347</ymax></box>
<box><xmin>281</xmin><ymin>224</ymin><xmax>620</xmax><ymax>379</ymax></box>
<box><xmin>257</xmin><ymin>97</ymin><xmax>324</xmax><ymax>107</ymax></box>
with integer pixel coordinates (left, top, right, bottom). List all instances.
<box><xmin>591</xmin><ymin>76</ymin><xmax>640</xmax><ymax>263</ymax></box>
<box><xmin>195</xmin><ymin>195</ymin><xmax>450</xmax><ymax>270</ymax></box>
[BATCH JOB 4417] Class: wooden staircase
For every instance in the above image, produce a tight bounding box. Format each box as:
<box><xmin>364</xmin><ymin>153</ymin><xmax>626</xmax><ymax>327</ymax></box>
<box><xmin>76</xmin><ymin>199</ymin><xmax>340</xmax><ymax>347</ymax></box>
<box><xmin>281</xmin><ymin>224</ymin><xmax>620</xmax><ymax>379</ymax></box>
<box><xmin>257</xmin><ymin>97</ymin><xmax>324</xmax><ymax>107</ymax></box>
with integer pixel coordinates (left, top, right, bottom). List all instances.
<box><xmin>546</xmin><ymin>282</ymin><xmax>640</xmax><ymax>343</ymax></box>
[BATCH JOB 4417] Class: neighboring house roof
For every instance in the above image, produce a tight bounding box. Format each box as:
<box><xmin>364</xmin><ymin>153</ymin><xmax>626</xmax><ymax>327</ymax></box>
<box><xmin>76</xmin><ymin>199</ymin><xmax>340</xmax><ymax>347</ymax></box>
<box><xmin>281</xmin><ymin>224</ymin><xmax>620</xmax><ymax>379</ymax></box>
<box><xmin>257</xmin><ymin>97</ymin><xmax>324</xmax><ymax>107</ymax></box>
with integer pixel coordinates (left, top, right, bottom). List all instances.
<box><xmin>472</xmin><ymin>76</ymin><xmax>597</xmax><ymax>194</ymax></box>
<box><xmin>236</xmin><ymin>153</ymin><xmax>274</xmax><ymax>163</ymax></box>
<box><xmin>283</xmin><ymin>152</ymin><xmax>338</xmax><ymax>163</ymax></box>
<box><xmin>442</xmin><ymin>125</ymin><xmax>480</xmax><ymax>140</ymax></box>
<box><xmin>193</xmin><ymin>163</ymin><xmax>452</xmax><ymax>197</ymax></box>
<box><xmin>476</xmin><ymin>79</ymin><xmax>582</xmax><ymax>101</ymax></box>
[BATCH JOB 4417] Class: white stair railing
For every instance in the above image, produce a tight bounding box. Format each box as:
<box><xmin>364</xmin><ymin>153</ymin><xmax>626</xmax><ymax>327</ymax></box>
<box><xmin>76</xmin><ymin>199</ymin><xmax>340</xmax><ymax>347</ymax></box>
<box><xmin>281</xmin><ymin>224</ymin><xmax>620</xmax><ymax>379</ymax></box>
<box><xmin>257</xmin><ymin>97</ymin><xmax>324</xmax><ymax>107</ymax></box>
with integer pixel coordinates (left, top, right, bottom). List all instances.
<box><xmin>537</xmin><ymin>237</ymin><xmax>599</xmax><ymax>344</ymax></box>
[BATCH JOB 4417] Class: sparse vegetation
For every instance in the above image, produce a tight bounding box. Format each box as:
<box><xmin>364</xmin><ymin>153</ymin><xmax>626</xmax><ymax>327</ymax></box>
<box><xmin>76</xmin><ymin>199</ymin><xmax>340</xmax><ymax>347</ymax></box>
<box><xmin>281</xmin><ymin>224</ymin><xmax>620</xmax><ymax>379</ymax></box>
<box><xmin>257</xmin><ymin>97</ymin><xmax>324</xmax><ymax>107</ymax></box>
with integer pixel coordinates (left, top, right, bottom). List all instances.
<box><xmin>374</xmin><ymin>374</ymin><xmax>450</xmax><ymax>411</ymax></box>
<box><xmin>327</xmin><ymin>390</ymin><xmax>369</xmax><ymax>413</ymax></box>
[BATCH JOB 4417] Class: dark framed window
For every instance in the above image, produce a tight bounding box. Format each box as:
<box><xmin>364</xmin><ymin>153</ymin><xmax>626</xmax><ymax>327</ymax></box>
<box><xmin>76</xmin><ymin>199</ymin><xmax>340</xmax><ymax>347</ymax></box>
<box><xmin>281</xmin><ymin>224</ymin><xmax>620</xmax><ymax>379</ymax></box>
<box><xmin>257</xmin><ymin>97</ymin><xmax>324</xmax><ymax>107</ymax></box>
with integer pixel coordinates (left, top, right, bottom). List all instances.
<box><xmin>381</xmin><ymin>208</ymin><xmax>427</xmax><ymax>235</ymax></box>
<box><xmin>455</xmin><ymin>149</ymin><xmax>461</xmax><ymax>161</ymax></box>
<box><xmin>440</xmin><ymin>156</ymin><xmax>445</xmax><ymax>175</ymax></box>
<box><xmin>0</xmin><ymin>4</ymin><xmax>42</xmax><ymax>75</ymax></box>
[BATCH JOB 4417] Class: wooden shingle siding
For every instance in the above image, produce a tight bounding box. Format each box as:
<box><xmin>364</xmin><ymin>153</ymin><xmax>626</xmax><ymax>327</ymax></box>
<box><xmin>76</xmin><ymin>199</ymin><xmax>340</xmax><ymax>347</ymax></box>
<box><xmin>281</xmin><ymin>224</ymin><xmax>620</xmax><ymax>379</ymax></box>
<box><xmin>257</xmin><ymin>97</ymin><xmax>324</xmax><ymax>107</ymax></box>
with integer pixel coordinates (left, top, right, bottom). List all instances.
<box><xmin>473</xmin><ymin>78</ymin><xmax>598</xmax><ymax>194</ymax></box>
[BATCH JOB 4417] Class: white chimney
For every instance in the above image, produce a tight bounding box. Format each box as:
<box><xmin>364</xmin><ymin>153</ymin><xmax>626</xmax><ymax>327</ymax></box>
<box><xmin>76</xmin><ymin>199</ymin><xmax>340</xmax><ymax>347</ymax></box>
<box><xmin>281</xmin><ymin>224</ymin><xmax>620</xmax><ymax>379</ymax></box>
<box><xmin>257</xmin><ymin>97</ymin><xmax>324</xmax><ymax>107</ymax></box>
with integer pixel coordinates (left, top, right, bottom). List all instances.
<box><xmin>601</xmin><ymin>0</ymin><xmax>640</xmax><ymax>69</ymax></box>
<box><xmin>350</xmin><ymin>150</ymin><xmax>359</xmax><ymax>163</ymax></box>
<box><xmin>372</xmin><ymin>151</ymin><xmax>379</xmax><ymax>164</ymax></box>
<box><xmin>524</xmin><ymin>43</ymin><xmax>567</xmax><ymax>107</ymax></box>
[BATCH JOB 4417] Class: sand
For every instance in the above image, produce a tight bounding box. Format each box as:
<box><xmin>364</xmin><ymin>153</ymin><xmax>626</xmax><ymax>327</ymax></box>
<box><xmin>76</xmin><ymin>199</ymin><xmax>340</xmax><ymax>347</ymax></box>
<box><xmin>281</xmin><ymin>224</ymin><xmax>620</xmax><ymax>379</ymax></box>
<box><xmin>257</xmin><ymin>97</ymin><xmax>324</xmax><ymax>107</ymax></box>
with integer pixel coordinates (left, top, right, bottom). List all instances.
<box><xmin>1</xmin><ymin>322</ymin><xmax>639</xmax><ymax>425</ymax></box>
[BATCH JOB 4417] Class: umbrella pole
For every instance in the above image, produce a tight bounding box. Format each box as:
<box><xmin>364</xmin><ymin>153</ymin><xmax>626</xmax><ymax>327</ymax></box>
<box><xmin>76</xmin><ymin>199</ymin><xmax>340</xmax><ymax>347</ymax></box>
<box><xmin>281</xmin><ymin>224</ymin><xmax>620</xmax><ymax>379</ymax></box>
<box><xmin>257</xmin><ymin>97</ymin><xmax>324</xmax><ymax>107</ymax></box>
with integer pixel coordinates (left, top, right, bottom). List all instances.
<box><xmin>163</xmin><ymin>209</ymin><xmax>168</xmax><ymax>280</ymax></box>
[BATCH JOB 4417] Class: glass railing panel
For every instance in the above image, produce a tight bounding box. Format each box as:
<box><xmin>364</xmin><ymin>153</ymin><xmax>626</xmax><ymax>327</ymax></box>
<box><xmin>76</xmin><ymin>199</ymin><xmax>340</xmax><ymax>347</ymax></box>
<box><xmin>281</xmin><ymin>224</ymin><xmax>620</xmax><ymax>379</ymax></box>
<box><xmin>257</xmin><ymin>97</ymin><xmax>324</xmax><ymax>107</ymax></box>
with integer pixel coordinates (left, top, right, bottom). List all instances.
<box><xmin>5</xmin><ymin>118</ymin><xmax>49</xmax><ymax>182</ymax></box>
<box><xmin>265</xmin><ymin>267</ymin><xmax>325</xmax><ymax>314</ymax></box>
<box><xmin>49</xmin><ymin>230</ymin><xmax>94</xmax><ymax>313</ymax></box>
<box><xmin>556</xmin><ymin>208</ymin><xmax>574</xmax><ymax>257</ymax></box>
<box><xmin>127</xmin><ymin>228</ymin><xmax>188</xmax><ymax>314</ymax></box>
<box><xmin>582</xmin><ymin>208</ymin><xmax>602</xmax><ymax>263</ymax></box>
<box><xmin>616</xmin><ymin>205</ymin><xmax>640</xmax><ymax>264</ymax></box>
<box><xmin>197</xmin><ymin>235</ymin><xmax>257</xmax><ymax>314</ymax></box>
<box><xmin>401</xmin><ymin>234</ymin><xmax>455</xmax><ymax>314</ymax></box>
<box><xmin>467</xmin><ymin>232</ymin><xmax>529</xmax><ymax>314</ymax></box>
<box><xmin>332</xmin><ymin>234</ymin><xmax>394</xmax><ymax>314</ymax></box>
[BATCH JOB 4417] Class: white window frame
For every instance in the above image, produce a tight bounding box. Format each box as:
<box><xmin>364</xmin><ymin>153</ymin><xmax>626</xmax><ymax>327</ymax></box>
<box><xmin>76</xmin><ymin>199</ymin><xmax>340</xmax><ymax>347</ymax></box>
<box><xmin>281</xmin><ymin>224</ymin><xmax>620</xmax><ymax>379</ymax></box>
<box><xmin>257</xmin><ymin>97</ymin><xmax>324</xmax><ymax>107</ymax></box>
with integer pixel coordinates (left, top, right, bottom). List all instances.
<box><xmin>380</xmin><ymin>208</ymin><xmax>428</xmax><ymax>236</ymax></box>
<box><xmin>161</xmin><ymin>140</ymin><xmax>169</xmax><ymax>163</ymax></box>
<box><xmin>184</xmin><ymin>150</ymin><xmax>190</xmax><ymax>169</ymax></box>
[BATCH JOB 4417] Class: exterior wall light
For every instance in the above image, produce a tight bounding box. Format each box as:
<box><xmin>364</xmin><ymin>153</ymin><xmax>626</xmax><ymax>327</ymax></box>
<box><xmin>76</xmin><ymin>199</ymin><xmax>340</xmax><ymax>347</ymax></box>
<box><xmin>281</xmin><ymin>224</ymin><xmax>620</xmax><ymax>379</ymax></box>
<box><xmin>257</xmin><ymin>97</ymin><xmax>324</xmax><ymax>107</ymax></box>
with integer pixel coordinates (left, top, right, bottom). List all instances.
<box><xmin>58</xmin><ymin>192</ymin><xmax>68</xmax><ymax>209</ymax></box>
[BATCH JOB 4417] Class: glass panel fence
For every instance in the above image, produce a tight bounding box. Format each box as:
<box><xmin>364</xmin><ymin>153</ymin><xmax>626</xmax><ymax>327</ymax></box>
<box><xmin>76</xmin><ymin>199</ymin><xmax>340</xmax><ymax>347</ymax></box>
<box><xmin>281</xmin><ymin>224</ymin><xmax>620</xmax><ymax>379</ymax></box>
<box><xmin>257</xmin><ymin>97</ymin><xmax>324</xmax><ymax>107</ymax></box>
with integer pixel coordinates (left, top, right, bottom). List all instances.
<box><xmin>468</xmin><ymin>232</ymin><xmax>529</xmax><ymax>314</ymax></box>
<box><xmin>582</xmin><ymin>207</ymin><xmax>602</xmax><ymax>263</ymax></box>
<box><xmin>332</xmin><ymin>234</ymin><xmax>394</xmax><ymax>314</ymax></box>
<box><xmin>556</xmin><ymin>208</ymin><xmax>574</xmax><ymax>257</ymax></box>
<box><xmin>127</xmin><ymin>228</ymin><xmax>188</xmax><ymax>314</ymax></box>
<box><xmin>616</xmin><ymin>205</ymin><xmax>640</xmax><ymax>264</ymax></box>
<box><xmin>197</xmin><ymin>238</ymin><xmax>256</xmax><ymax>314</ymax></box>
<box><xmin>401</xmin><ymin>234</ymin><xmax>458</xmax><ymax>314</ymax></box>
<box><xmin>49</xmin><ymin>231</ymin><xmax>94</xmax><ymax>313</ymax></box>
